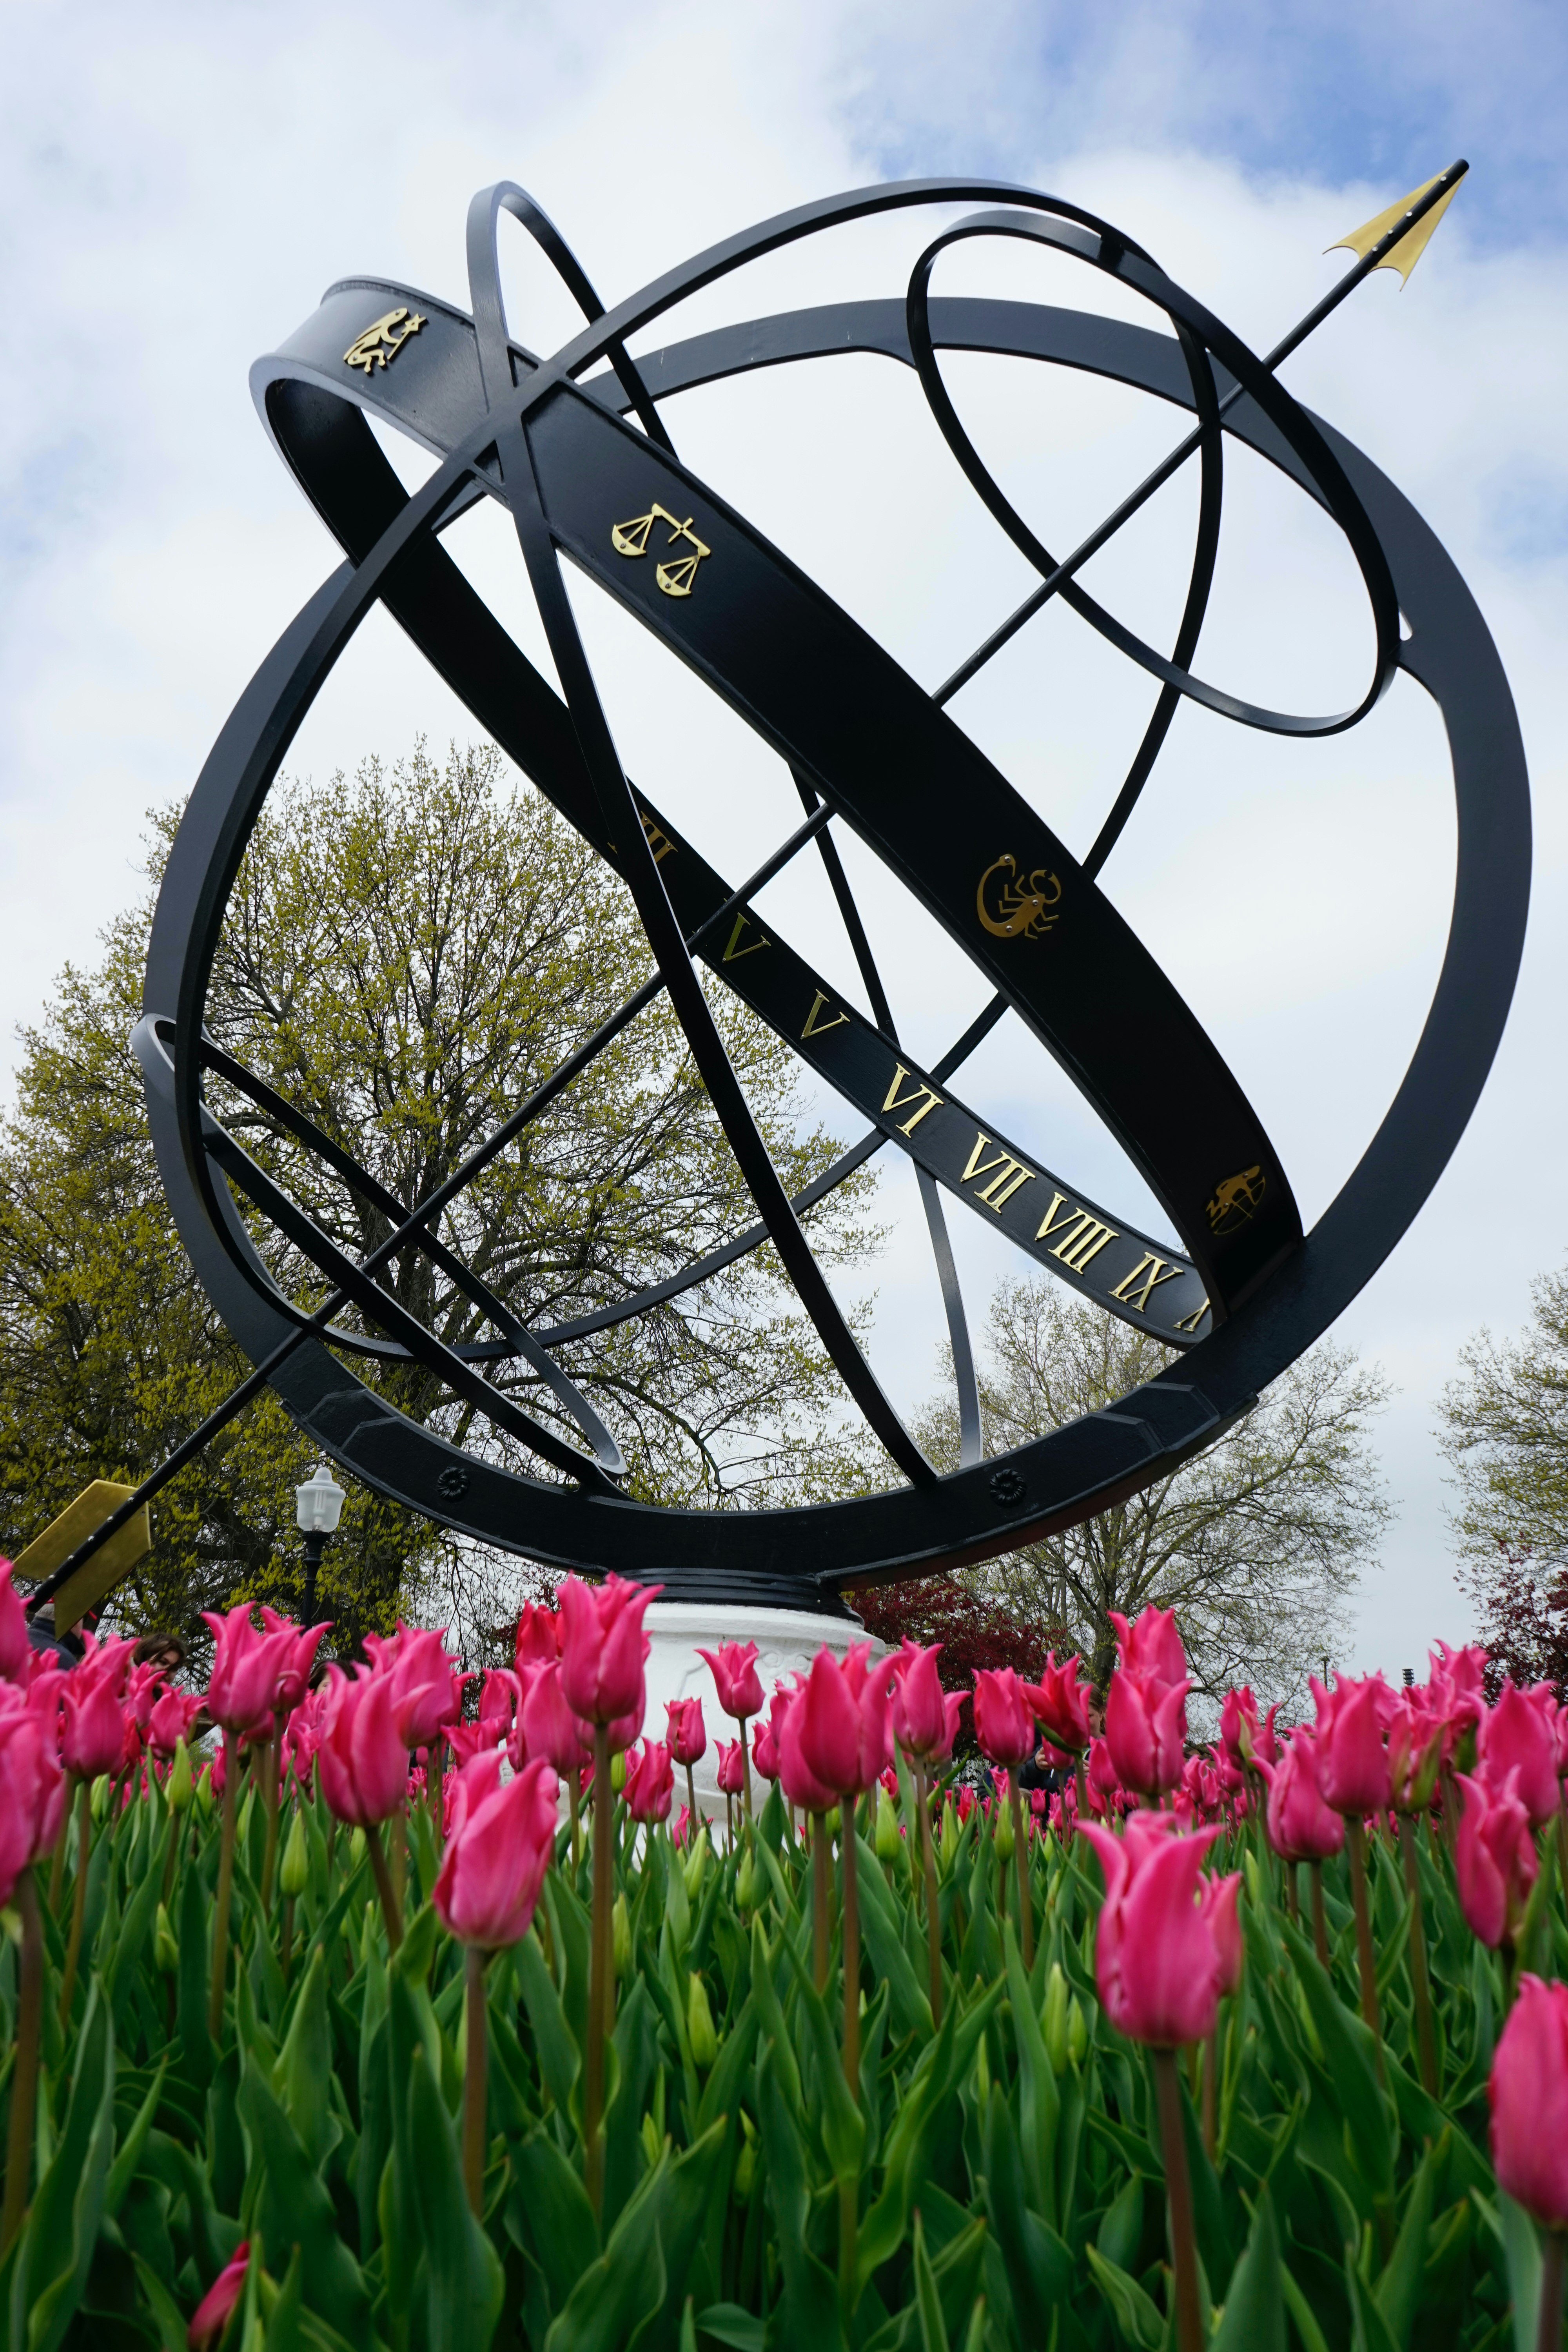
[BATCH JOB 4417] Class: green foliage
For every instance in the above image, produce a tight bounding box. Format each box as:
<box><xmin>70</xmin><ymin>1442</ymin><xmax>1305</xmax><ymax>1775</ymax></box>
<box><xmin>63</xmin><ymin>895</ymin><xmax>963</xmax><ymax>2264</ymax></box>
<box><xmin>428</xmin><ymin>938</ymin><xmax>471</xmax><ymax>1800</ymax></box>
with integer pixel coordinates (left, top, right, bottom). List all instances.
<box><xmin>0</xmin><ymin>743</ymin><xmax>880</xmax><ymax>1661</ymax></box>
<box><xmin>0</xmin><ymin>1763</ymin><xmax>1559</xmax><ymax>2350</ymax></box>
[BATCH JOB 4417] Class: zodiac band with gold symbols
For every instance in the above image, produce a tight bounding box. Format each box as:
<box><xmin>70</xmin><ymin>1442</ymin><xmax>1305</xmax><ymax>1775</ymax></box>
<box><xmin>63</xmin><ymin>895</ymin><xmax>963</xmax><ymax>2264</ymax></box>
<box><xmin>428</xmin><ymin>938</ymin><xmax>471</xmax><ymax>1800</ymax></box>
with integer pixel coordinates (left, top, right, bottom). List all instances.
<box><xmin>125</xmin><ymin>165</ymin><xmax>1526</xmax><ymax>1606</ymax></box>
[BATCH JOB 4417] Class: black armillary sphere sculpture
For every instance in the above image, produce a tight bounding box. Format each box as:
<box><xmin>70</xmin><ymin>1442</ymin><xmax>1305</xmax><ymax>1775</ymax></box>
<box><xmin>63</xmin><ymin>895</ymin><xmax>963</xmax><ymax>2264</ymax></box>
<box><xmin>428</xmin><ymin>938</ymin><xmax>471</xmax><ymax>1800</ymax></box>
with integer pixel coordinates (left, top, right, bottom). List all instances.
<box><xmin>78</xmin><ymin>166</ymin><xmax>1525</xmax><ymax>1615</ymax></box>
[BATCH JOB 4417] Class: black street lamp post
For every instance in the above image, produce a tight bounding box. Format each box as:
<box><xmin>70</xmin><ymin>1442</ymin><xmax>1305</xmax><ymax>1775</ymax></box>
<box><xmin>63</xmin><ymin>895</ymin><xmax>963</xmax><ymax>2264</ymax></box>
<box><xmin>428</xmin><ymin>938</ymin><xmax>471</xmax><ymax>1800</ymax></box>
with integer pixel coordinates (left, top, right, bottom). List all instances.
<box><xmin>296</xmin><ymin>1463</ymin><xmax>346</xmax><ymax>1627</ymax></box>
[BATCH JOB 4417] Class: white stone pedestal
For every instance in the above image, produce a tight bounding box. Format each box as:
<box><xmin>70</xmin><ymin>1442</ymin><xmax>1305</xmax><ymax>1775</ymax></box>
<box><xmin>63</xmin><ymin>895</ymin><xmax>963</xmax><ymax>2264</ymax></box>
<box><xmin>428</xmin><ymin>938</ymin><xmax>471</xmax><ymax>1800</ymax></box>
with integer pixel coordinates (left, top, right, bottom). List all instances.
<box><xmin>641</xmin><ymin>1601</ymin><xmax>882</xmax><ymax>1825</ymax></box>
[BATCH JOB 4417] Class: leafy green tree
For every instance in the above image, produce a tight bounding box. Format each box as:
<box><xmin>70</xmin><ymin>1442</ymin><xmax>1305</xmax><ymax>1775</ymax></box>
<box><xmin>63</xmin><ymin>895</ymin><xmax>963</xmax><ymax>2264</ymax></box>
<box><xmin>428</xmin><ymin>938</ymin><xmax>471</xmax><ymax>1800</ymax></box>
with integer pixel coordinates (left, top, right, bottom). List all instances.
<box><xmin>0</xmin><ymin>742</ymin><xmax>878</xmax><ymax>1659</ymax></box>
<box><xmin>1439</xmin><ymin>1263</ymin><xmax>1568</xmax><ymax>1690</ymax></box>
<box><xmin>904</xmin><ymin>1276</ymin><xmax>1392</xmax><ymax>1716</ymax></box>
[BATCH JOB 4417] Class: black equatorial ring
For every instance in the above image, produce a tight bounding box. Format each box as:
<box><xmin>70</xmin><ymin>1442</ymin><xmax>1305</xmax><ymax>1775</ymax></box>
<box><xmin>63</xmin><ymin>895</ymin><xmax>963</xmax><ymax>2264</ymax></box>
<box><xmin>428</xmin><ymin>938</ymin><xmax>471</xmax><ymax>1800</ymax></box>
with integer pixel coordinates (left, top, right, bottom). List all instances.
<box><xmin>135</xmin><ymin>176</ymin><xmax>1530</xmax><ymax>1607</ymax></box>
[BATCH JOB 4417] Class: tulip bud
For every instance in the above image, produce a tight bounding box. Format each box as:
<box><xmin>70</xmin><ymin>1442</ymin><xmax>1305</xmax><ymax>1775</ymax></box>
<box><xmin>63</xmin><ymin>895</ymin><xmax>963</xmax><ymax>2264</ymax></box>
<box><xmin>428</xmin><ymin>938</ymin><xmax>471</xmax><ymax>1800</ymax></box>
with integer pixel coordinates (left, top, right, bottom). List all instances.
<box><xmin>612</xmin><ymin>1893</ymin><xmax>631</xmax><ymax>1979</ymax></box>
<box><xmin>349</xmin><ymin>1827</ymin><xmax>367</xmax><ymax>1869</ymax></box>
<box><xmin>154</xmin><ymin>1901</ymin><xmax>179</xmax><ymax>1975</ymax></box>
<box><xmin>610</xmin><ymin>1747</ymin><xmax>628</xmax><ymax>1795</ymax></box>
<box><xmin>280</xmin><ymin>1807</ymin><xmax>310</xmax><ymax>1900</ymax></box>
<box><xmin>194</xmin><ymin>1764</ymin><xmax>216</xmax><ymax>1822</ymax></box>
<box><xmin>683</xmin><ymin>1828</ymin><xmax>708</xmax><ymax>1900</ymax></box>
<box><xmin>687</xmin><ymin>1972</ymin><xmax>719</xmax><ymax>2068</ymax></box>
<box><xmin>1243</xmin><ymin>1847</ymin><xmax>1265</xmax><ymax>1910</ymax></box>
<box><xmin>735</xmin><ymin>1848</ymin><xmax>757</xmax><ymax>1910</ymax></box>
<box><xmin>875</xmin><ymin>1788</ymin><xmax>901</xmax><ymax>1862</ymax></box>
<box><xmin>1042</xmin><ymin>1962</ymin><xmax>1069</xmax><ymax>2074</ymax></box>
<box><xmin>91</xmin><ymin>1774</ymin><xmax>111</xmax><ymax>1822</ymax></box>
<box><xmin>939</xmin><ymin>1798</ymin><xmax>958</xmax><ymax>1872</ymax></box>
<box><xmin>994</xmin><ymin>1797</ymin><xmax>1014</xmax><ymax>1862</ymax></box>
<box><xmin>1067</xmin><ymin>1995</ymin><xmax>1087</xmax><ymax>2066</ymax></box>
<box><xmin>167</xmin><ymin>1739</ymin><xmax>194</xmax><ymax>1814</ymax></box>
<box><xmin>824</xmin><ymin>1804</ymin><xmax>841</xmax><ymax>1842</ymax></box>
<box><xmin>734</xmin><ymin>2111</ymin><xmax>758</xmax><ymax>2199</ymax></box>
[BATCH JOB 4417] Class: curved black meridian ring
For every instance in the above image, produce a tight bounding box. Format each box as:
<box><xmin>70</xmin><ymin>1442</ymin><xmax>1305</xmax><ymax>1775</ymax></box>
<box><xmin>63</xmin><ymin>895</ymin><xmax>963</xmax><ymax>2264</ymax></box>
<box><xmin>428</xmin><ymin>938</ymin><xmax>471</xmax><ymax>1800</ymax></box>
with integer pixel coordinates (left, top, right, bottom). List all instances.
<box><xmin>140</xmin><ymin>179</ymin><xmax>1529</xmax><ymax>1605</ymax></box>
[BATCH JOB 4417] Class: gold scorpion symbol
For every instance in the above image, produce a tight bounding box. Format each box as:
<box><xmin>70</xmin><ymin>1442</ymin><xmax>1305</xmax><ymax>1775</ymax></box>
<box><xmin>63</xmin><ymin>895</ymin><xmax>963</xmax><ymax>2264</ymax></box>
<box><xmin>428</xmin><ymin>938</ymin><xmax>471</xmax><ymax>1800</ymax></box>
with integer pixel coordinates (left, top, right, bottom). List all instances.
<box><xmin>975</xmin><ymin>854</ymin><xmax>1062</xmax><ymax>941</ymax></box>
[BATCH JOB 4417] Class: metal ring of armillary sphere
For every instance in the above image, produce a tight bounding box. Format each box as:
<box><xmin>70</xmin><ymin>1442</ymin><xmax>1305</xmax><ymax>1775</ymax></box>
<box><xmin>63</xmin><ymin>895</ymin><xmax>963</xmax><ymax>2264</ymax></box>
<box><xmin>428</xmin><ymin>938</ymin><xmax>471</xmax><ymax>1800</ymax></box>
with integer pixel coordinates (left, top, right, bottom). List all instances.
<box><xmin>135</xmin><ymin>174</ymin><xmax>1530</xmax><ymax>1611</ymax></box>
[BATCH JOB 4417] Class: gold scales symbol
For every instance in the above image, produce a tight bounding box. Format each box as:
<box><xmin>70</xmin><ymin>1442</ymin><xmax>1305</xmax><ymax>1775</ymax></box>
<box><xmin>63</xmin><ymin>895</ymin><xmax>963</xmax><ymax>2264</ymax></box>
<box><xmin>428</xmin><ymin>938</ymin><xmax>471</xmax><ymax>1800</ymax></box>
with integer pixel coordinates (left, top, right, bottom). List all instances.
<box><xmin>976</xmin><ymin>853</ymin><xmax>1062</xmax><ymax>941</ymax></box>
<box><xmin>611</xmin><ymin>502</ymin><xmax>711</xmax><ymax>597</ymax></box>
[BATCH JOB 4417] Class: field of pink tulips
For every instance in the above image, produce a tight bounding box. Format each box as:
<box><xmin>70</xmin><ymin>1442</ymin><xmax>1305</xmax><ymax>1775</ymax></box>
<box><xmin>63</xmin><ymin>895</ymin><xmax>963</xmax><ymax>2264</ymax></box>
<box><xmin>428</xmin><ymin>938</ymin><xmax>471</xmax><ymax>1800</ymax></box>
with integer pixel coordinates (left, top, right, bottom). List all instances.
<box><xmin>2</xmin><ymin>1566</ymin><xmax>1567</xmax><ymax>2352</ymax></box>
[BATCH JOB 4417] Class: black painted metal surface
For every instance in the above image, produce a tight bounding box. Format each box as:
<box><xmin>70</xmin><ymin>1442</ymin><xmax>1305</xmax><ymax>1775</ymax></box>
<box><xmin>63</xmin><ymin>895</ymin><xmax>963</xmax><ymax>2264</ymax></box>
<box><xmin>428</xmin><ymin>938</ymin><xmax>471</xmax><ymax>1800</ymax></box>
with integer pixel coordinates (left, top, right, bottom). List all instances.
<box><xmin>134</xmin><ymin>176</ymin><xmax>1529</xmax><ymax>1608</ymax></box>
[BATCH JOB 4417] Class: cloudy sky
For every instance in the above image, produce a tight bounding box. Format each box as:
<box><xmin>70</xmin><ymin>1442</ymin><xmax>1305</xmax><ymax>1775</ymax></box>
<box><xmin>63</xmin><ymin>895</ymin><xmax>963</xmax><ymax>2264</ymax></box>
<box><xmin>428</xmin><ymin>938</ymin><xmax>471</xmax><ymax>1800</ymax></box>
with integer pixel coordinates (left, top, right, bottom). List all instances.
<box><xmin>3</xmin><ymin>0</ymin><xmax>1565</xmax><ymax>1673</ymax></box>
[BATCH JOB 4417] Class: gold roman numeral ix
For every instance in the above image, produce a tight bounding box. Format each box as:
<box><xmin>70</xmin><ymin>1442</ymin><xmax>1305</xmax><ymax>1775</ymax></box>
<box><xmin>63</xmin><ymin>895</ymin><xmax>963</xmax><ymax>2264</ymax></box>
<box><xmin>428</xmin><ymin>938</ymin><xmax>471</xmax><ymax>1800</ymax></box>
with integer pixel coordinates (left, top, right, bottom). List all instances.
<box><xmin>960</xmin><ymin>1132</ymin><xmax>1035</xmax><ymax>1214</ymax></box>
<box><xmin>1109</xmin><ymin>1253</ymin><xmax>1185</xmax><ymax>1314</ymax></box>
<box><xmin>881</xmin><ymin>1064</ymin><xmax>944</xmax><ymax>1136</ymax></box>
<box><xmin>1035</xmin><ymin>1191</ymin><xmax>1119</xmax><ymax>1274</ymax></box>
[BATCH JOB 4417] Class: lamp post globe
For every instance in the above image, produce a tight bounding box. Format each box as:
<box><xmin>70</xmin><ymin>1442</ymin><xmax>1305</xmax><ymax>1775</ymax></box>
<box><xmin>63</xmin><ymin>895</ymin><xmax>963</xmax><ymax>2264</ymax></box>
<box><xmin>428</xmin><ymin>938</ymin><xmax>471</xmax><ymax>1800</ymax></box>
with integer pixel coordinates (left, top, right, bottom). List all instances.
<box><xmin>295</xmin><ymin>1463</ymin><xmax>346</xmax><ymax>1626</ymax></box>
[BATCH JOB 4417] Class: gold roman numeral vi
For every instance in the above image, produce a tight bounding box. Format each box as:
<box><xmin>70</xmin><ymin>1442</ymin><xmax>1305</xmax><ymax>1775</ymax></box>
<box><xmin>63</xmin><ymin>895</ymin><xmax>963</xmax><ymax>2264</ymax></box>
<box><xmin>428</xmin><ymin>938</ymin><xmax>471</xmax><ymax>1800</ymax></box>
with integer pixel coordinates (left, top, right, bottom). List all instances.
<box><xmin>881</xmin><ymin>1064</ymin><xmax>944</xmax><ymax>1136</ymax></box>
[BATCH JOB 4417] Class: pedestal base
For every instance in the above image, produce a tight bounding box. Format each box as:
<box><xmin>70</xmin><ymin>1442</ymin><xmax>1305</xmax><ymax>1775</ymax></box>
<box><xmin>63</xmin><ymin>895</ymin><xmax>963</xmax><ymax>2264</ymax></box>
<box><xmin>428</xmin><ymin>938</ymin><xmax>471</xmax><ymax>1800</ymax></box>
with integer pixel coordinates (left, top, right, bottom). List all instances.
<box><xmin>642</xmin><ymin>1601</ymin><xmax>882</xmax><ymax>1824</ymax></box>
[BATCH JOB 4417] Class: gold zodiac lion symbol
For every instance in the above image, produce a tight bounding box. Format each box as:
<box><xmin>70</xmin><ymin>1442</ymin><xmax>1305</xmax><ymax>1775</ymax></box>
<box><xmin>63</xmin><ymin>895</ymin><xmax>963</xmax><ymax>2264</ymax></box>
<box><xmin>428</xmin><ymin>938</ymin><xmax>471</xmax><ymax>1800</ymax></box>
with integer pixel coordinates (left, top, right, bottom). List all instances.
<box><xmin>343</xmin><ymin>307</ymin><xmax>426</xmax><ymax>375</ymax></box>
<box><xmin>976</xmin><ymin>854</ymin><xmax>1062</xmax><ymax>941</ymax></box>
<box><xmin>1205</xmin><ymin>1166</ymin><xmax>1266</xmax><ymax>1234</ymax></box>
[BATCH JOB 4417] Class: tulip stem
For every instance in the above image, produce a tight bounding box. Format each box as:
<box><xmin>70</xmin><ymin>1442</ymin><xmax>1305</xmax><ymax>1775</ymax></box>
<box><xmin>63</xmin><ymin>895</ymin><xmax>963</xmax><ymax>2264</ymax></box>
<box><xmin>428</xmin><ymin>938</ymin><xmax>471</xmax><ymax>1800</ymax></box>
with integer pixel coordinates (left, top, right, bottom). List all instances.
<box><xmin>1345</xmin><ymin>1820</ymin><xmax>1385</xmax><ymax>2084</ymax></box>
<box><xmin>1310</xmin><ymin>1860</ymin><xmax>1330</xmax><ymax>1968</ymax></box>
<box><xmin>57</xmin><ymin>1779</ymin><xmax>92</xmax><ymax>2029</ymax></box>
<box><xmin>366</xmin><ymin>1822</ymin><xmax>404</xmax><ymax>1952</ymax></box>
<box><xmin>585</xmin><ymin>1724</ymin><xmax>613</xmax><ymax>2216</ymax></box>
<box><xmin>1201</xmin><ymin>2027</ymin><xmax>1217</xmax><ymax>2160</ymax></box>
<box><xmin>568</xmin><ymin>1775</ymin><xmax>581</xmax><ymax>1876</ymax></box>
<box><xmin>1538</xmin><ymin>2232</ymin><xmax>1565</xmax><ymax>2352</ymax></box>
<box><xmin>1</xmin><ymin>1869</ymin><xmax>43</xmax><ymax>2254</ymax></box>
<box><xmin>740</xmin><ymin>1720</ymin><xmax>754</xmax><ymax>1820</ymax></box>
<box><xmin>685</xmin><ymin>1764</ymin><xmax>697</xmax><ymax>1834</ymax></box>
<box><xmin>1008</xmin><ymin>1777</ymin><xmax>1033</xmax><ymax>1970</ymax></box>
<box><xmin>259</xmin><ymin>1733</ymin><xmax>280</xmax><ymax>1911</ymax></box>
<box><xmin>840</xmin><ymin>1820</ymin><xmax>861</xmax><ymax>2306</ymax></box>
<box><xmin>463</xmin><ymin>1944</ymin><xmax>488</xmax><ymax>2217</ymax></box>
<box><xmin>915</xmin><ymin>1764</ymin><xmax>942</xmax><ymax>2027</ymax></box>
<box><xmin>48</xmin><ymin>1778</ymin><xmax>74</xmax><ymax>1913</ymax></box>
<box><xmin>1152</xmin><ymin>2047</ymin><xmax>1203</xmax><ymax>2352</ymax></box>
<box><xmin>1397</xmin><ymin>1814</ymin><xmax>1439</xmax><ymax>2096</ymax></box>
<box><xmin>281</xmin><ymin>1895</ymin><xmax>295</xmax><ymax>1986</ymax></box>
<box><xmin>428</xmin><ymin>1736</ymin><xmax>446</xmax><ymax>1851</ymax></box>
<box><xmin>208</xmin><ymin>1736</ymin><xmax>240</xmax><ymax>2043</ymax></box>
<box><xmin>811</xmin><ymin>1812</ymin><xmax>831</xmax><ymax>1992</ymax></box>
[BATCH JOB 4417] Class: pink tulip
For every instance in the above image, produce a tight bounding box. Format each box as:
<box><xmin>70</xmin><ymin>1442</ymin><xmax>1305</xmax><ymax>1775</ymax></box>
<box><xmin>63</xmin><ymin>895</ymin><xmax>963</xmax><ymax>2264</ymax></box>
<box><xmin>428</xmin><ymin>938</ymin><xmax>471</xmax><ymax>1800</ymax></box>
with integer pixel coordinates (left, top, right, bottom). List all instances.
<box><xmin>972</xmin><ymin>1667</ymin><xmax>1037</xmax><ymax>1768</ymax></box>
<box><xmin>60</xmin><ymin>1633</ymin><xmax>136</xmax><ymax>1780</ymax></box>
<box><xmin>0</xmin><ymin>1562</ymin><xmax>30</xmax><ymax>1684</ymax></box>
<box><xmin>557</xmin><ymin>1573</ymin><xmax>657</xmax><ymax>1739</ymax></box>
<box><xmin>1078</xmin><ymin>1812</ymin><xmax>1239</xmax><ymax>2045</ymax></box>
<box><xmin>1387</xmin><ymin>1689</ymin><xmax>1447</xmax><ymax>1813</ymax></box>
<box><xmin>1455</xmin><ymin>1768</ymin><xmax>1537</xmax><ymax>1949</ymax></box>
<box><xmin>1309</xmin><ymin>1673</ymin><xmax>1393</xmax><ymax>1817</ymax></box>
<box><xmin>794</xmin><ymin>1642</ymin><xmax>893</xmax><ymax>1797</ymax></box>
<box><xmin>363</xmin><ymin>1623</ymin><xmax>465</xmax><ymax>1748</ymax></box>
<box><xmin>665</xmin><ymin>1696</ymin><xmax>707</xmax><ymax>1768</ymax></box>
<box><xmin>1219</xmin><ymin>1686</ymin><xmax>1278</xmax><ymax>1769</ymax></box>
<box><xmin>1429</xmin><ymin>1640</ymin><xmax>1488</xmax><ymax>1759</ymax></box>
<box><xmin>715</xmin><ymin>1738</ymin><xmax>746</xmax><ymax>1796</ymax></box>
<box><xmin>1087</xmin><ymin>1735</ymin><xmax>1121</xmax><ymax>1797</ymax></box>
<box><xmin>751</xmin><ymin>1717</ymin><xmax>780</xmax><ymax>1781</ymax></box>
<box><xmin>1024</xmin><ymin>1652</ymin><xmax>1094</xmax><ymax>1755</ymax></box>
<box><xmin>203</xmin><ymin>1604</ymin><xmax>296</xmax><ymax>1736</ymax></box>
<box><xmin>315</xmin><ymin>1666</ymin><xmax>409</xmax><ymax>1827</ymax></box>
<box><xmin>625</xmin><ymin>1739</ymin><xmax>675</xmax><ymax>1822</ymax></box>
<box><xmin>433</xmin><ymin>1751</ymin><xmax>558</xmax><ymax>1949</ymax></box>
<box><xmin>698</xmin><ymin>1640</ymin><xmax>764</xmax><ymax>1723</ymax></box>
<box><xmin>514</xmin><ymin>1601</ymin><xmax>562</xmax><ymax>1670</ymax></box>
<box><xmin>1109</xmin><ymin>1605</ymin><xmax>1187</xmax><ymax>1687</ymax></box>
<box><xmin>1489</xmin><ymin>1974</ymin><xmax>1568</xmax><ymax>2229</ymax></box>
<box><xmin>1104</xmin><ymin>1667</ymin><xmax>1188</xmax><ymax>1800</ymax></box>
<box><xmin>148</xmin><ymin>1687</ymin><xmax>203</xmax><ymax>1757</ymax></box>
<box><xmin>891</xmin><ymin>1641</ymin><xmax>962</xmax><ymax>1764</ymax></box>
<box><xmin>187</xmin><ymin>2242</ymin><xmax>250</xmax><ymax>2351</ymax></box>
<box><xmin>1255</xmin><ymin>1730</ymin><xmax>1344</xmax><ymax>1862</ymax></box>
<box><xmin>521</xmin><ymin>1661</ymin><xmax>593</xmax><ymax>1777</ymax></box>
<box><xmin>672</xmin><ymin>1803</ymin><xmax>691</xmax><ymax>1847</ymax></box>
<box><xmin>777</xmin><ymin>1683</ymin><xmax>836</xmax><ymax>1813</ymax></box>
<box><xmin>0</xmin><ymin>1689</ymin><xmax>67</xmax><ymax>1905</ymax></box>
<box><xmin>1479</xmin><ymin>1679</ymin><xmax>1561</xmax><ymax>1828</ymax></box>
<box><xmin>258</xmin><ymin>1608</ymin><xmax>329</xmax><ymax>1714</ymax></box>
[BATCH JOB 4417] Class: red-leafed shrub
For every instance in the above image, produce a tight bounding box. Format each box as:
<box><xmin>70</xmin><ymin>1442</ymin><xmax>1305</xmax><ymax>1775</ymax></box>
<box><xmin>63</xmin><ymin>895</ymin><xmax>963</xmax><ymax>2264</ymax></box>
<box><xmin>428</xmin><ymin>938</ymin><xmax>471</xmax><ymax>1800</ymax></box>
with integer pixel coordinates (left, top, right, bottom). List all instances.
<box><xmin>847</xmin><ymin>1575</ymin><xmax>1062</xmax><ymax>1751</ymax></box>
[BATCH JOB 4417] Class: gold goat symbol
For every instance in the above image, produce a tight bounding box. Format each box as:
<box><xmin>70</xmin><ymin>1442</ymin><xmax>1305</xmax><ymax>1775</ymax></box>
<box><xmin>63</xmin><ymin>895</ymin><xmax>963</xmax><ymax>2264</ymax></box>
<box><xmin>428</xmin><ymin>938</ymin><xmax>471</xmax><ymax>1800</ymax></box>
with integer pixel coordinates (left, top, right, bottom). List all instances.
<box><xmin>343</xmin><ymin>307</ymin><xmax>426</xmax><ymax>374</ymax></box>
